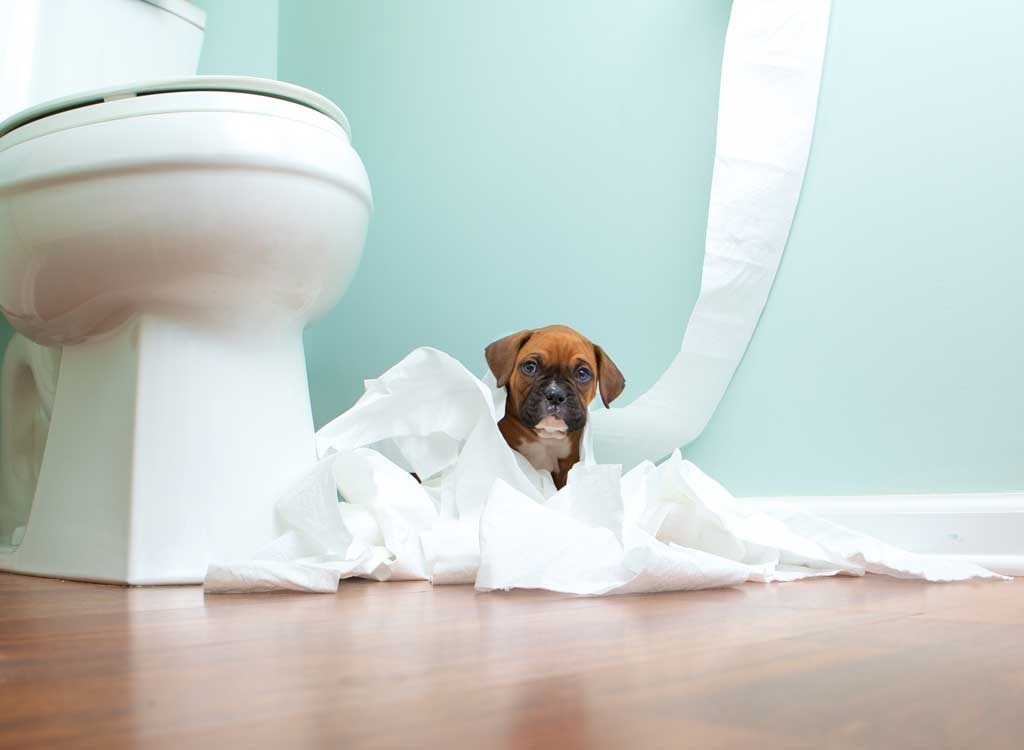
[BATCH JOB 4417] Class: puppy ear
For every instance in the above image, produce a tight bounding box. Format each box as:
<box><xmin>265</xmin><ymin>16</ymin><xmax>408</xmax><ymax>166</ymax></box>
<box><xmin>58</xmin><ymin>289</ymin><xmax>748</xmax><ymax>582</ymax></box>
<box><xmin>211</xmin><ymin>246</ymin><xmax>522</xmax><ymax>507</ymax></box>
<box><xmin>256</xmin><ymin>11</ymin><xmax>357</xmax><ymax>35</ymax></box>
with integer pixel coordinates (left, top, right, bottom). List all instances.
<box><xmin>594</xmin><ymin>345</ymin><xmax>625</xmax><ymax>407</ymax></box>
<box><xmin>485</xmin><ymin>330</ymin><xmax>533</xmax><ymax>388</ymax></box>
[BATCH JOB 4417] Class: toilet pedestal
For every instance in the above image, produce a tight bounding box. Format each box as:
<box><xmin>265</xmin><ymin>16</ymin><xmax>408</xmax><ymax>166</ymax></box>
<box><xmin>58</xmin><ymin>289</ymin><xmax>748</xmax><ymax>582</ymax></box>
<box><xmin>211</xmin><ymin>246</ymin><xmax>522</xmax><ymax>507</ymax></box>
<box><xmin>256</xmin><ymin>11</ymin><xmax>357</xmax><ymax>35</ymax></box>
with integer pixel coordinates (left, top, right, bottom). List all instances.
<box><xmin>0</xmin><ymin>314</ymin><xmax>317</xmax><ymax>584</ymax></box>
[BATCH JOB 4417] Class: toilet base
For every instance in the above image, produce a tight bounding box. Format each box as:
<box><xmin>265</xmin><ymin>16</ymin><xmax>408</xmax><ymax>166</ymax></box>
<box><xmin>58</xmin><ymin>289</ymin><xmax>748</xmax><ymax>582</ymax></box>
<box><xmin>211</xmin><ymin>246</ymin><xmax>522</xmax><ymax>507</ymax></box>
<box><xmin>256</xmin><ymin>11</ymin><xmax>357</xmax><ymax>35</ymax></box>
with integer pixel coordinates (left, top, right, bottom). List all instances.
<box><xmin>0</xmin><ymin>314</ymin><xmax>318</xmax><ymax>584</ymax></box>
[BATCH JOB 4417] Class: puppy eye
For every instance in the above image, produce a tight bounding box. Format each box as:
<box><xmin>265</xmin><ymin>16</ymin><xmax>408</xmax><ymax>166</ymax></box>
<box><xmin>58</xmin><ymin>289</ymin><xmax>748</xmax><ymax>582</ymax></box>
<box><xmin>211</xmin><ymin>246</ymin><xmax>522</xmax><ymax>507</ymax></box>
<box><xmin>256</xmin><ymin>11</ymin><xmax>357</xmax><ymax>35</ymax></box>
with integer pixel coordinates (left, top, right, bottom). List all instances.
<box><xmin>521</xmin><ymin>361</ymin><xmax>538</xmax><ymax>376</ymax></box>
<box><xmin>576</xmin><ymin>367</ymin><xmax>592</xmax><ymax>383</ymax></box>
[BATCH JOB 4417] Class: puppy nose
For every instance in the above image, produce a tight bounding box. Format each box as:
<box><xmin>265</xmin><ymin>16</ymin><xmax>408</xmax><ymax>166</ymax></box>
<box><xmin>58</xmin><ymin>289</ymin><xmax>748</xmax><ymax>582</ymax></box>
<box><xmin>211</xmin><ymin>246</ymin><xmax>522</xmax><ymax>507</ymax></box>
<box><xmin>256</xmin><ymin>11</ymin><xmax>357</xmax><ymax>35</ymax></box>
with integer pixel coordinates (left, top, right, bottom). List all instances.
<box><xmin>544</xmin><ymin>383</ymin><xmax>567</xmax><ymax>405</ymax></box>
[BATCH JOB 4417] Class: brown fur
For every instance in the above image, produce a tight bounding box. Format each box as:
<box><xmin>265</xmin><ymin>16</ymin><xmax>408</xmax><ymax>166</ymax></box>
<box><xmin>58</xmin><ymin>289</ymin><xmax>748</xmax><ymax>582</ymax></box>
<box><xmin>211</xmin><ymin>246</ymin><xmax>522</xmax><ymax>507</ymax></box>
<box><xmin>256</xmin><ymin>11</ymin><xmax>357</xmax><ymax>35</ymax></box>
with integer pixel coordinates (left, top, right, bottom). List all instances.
<box><xmin>486</xmin><ymin>325</ymin><xmax>624</xmax><ymax>488</ymax></box>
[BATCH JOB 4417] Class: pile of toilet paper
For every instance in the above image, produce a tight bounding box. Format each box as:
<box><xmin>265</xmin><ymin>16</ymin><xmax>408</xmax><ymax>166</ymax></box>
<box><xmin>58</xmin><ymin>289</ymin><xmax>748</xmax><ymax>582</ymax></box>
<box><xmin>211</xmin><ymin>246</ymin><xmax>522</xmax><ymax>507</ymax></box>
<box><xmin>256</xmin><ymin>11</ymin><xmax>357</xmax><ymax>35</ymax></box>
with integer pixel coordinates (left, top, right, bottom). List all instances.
<box><xmin>204</xmin><ymin>347</ymin><xmax>1004</xmax><ymax>594</ymax></box>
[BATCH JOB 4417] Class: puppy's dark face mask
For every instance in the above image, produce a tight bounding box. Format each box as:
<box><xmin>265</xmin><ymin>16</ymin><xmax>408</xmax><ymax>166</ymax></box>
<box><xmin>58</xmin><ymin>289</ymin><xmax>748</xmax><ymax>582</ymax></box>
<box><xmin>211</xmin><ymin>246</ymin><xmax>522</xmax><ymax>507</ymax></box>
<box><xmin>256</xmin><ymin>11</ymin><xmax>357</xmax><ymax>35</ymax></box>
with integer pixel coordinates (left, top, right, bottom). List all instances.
<box><xmin>515</xmin><ymin>353</ymin><xmax>591</xmax><ymax>433</ymax></box>
<box><xmin>486</xmin><ymin>326</ymin><xmax>625</xmax><ymax>437</ymax></box>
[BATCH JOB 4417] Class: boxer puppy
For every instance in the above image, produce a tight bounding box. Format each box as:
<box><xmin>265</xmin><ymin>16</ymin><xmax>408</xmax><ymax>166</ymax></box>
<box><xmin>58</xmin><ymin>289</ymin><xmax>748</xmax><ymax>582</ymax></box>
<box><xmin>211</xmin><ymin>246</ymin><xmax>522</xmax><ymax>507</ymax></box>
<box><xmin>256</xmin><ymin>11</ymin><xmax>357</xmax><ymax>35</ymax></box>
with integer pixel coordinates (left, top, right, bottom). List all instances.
<box><xmin>486</xmin><ymin>325</ymin><xmax>625</xmax><ymax>489</ymax></box>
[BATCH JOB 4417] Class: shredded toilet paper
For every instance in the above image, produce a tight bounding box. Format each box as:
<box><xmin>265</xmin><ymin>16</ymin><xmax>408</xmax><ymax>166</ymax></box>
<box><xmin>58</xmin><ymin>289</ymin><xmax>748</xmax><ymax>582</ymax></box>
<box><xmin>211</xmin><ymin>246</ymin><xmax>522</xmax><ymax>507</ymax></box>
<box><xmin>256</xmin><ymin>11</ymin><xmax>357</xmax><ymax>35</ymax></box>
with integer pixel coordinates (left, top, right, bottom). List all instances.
<box><xmin>204</xmin><ymin>348</ymin><xmax>1005</xmax><ymax>594</ymax></box>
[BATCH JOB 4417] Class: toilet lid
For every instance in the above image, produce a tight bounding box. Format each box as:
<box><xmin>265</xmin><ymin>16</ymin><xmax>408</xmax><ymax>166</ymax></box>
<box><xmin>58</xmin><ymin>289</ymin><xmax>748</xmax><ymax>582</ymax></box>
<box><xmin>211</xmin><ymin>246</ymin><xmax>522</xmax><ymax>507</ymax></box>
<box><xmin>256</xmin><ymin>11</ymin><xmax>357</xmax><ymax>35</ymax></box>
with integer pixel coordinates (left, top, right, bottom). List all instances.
<box><xmin>0</xmin><ymin>76</ymin><xmax>351</xmax><ymax>140</ymax></box>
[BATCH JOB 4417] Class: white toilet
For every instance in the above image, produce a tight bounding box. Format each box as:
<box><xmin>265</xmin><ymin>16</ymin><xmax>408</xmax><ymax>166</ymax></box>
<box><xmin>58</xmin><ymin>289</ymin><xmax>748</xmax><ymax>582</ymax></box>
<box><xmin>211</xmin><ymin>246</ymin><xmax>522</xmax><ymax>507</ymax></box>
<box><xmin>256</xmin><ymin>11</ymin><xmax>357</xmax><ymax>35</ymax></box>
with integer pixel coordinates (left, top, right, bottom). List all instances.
<box><xmin>0</xmin><ymin>0</ymin><xmax>372</xmax><ymax>583</ymax></box>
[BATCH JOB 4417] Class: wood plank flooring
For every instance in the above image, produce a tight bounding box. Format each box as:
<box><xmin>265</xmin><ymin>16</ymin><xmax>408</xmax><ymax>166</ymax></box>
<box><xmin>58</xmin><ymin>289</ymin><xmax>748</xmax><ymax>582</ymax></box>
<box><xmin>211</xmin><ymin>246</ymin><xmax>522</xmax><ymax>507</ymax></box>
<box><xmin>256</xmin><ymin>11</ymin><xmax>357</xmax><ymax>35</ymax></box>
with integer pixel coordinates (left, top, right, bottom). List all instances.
<box><xmin>1</xmin><ymin>572</ymin><xmax>1020</xmax><ymax>749</ymax></box>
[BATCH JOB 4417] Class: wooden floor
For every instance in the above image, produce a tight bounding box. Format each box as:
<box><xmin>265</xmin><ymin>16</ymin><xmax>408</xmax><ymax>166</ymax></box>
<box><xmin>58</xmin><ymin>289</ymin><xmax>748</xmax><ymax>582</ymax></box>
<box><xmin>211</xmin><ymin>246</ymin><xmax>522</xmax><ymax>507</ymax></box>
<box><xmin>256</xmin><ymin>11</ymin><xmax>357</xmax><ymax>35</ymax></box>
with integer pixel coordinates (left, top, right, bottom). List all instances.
<box><xmin>0</xmin><ymin>573</ymin><xmax>1020</xmax><ymax>749</ymax></box>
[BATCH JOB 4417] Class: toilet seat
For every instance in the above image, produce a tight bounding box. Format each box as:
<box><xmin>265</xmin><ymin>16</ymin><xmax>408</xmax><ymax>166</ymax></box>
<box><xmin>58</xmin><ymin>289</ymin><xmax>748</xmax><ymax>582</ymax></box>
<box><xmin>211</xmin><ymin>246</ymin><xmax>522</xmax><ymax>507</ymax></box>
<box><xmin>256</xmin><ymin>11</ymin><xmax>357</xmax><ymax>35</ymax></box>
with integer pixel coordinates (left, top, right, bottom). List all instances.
<box><xmin>0</xmin><ymin>75</ymin><xmax>352</xmax><ymax>145</ymax></box>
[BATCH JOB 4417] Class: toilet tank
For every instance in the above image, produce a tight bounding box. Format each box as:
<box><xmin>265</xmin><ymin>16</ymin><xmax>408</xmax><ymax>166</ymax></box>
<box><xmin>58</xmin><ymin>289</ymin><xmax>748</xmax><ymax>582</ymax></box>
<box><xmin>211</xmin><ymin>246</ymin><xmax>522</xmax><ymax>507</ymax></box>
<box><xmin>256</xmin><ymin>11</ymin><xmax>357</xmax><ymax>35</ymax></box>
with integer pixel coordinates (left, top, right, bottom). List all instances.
<box><xmin>0</xmin><ymin>0</ymin><xmax>206</xmax><ymax>123</ymax></box>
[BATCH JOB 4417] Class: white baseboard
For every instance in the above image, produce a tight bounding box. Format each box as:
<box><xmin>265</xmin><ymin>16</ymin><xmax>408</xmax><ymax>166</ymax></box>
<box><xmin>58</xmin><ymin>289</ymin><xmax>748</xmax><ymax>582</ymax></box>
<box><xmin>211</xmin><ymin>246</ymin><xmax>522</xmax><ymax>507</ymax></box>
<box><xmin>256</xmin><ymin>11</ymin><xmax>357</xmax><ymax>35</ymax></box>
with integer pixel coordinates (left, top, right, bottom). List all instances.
<box><xmin>740</xmin><ymin>492</ymin><xmax>1024</xmax><ymax>577</ymax></box>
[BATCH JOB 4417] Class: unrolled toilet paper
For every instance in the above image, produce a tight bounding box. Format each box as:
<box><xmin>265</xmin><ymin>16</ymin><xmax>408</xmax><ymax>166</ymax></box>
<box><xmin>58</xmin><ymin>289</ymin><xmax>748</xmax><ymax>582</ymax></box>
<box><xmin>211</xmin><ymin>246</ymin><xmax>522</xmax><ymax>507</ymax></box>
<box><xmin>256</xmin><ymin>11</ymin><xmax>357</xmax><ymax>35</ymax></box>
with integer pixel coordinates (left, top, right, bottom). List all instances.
<box><xmin>591</xmin><ymin>0</ymin><xmax>835</xmax><ymax>468</ymax></box>
<box><xmin>204</xmin><ymin>348</ymin><xmax>1004</xmax><ymax>594</ymax></box>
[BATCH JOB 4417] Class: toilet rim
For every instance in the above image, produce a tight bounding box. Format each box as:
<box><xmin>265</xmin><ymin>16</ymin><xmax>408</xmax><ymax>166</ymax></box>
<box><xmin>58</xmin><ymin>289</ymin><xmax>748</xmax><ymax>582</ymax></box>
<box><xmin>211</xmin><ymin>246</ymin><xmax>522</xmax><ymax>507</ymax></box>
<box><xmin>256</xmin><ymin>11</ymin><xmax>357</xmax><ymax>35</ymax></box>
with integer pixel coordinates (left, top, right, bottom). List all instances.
<box><xmin>0</xmin><ymin>76</ymin><xmax>352</xmax><ymax>141</ymax></box>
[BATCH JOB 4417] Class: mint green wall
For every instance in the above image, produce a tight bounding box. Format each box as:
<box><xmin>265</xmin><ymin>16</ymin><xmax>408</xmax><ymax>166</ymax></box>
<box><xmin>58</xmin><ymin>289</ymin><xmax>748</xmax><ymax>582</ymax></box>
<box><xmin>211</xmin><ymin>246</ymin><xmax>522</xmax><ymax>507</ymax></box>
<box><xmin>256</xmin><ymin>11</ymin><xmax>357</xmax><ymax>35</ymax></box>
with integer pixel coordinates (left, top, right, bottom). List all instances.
<box><xmin>279</xmin><ymin>0</ymin><xmax>728</xmax><ymax>436</ymax></box>
<box><xmin>685</xmin><ymin>0</ymin><xmax>1024</xmax><ymax>495</ymax></box>
<box><xmin>193</xmin><ymin>0</ymin><xmax>279</xmax><ymax>78</ymax></box>
<box><xmin>279</xmin><ymin>0</ymin><xmax>1024</xmax><ymax>496</ymax></box>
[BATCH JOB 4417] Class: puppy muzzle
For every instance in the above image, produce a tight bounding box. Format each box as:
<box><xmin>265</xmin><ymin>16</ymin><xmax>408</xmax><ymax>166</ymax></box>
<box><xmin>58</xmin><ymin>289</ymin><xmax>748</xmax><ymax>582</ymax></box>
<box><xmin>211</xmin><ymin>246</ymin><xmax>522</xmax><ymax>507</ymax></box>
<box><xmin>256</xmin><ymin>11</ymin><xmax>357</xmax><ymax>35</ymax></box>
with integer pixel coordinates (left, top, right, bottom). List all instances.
<box><xmin>520</xmin><ymin>378</ymin><xmax>587</xmax><ymax>433</ymax></box>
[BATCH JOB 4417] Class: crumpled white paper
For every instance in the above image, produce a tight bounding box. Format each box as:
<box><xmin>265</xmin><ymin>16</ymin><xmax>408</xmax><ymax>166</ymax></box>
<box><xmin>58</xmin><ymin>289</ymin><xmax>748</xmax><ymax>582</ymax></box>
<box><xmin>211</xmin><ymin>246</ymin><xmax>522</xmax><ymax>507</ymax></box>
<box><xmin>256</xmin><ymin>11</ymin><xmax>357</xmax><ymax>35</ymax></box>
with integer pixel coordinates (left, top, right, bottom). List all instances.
<box><xmin>204</xmin><ymin>348</ymin><xmax>1004</xmax><ymax>594</ymax></box>
<box><xmin>591</xmin><ymin>0</ymin><xmax>835</xmax><ymax>468</ymax></box>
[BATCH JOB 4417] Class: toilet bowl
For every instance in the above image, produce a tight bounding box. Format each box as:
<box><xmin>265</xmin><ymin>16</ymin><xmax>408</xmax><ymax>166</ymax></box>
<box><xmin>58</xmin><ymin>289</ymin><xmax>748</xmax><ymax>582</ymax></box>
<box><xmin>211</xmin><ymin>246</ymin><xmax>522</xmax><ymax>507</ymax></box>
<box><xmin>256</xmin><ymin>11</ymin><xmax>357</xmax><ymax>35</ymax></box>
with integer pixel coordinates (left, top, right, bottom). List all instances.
<box><xmin>0</xmin><ymin>77</ymin><xmax>372</xmax><ymax>583</ymax></box>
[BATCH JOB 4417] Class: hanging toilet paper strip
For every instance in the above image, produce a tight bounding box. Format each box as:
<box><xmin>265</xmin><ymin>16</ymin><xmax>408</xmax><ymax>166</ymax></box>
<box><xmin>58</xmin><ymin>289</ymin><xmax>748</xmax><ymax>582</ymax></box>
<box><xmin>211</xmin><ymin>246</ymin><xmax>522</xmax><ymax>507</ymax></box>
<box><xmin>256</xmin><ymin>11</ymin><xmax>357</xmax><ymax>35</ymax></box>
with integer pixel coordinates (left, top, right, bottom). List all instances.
<box><xmin>204</xmin><ymin>348</ymin><xmax>1004</xmax><ymax>595</ymax></box>
<box><xmin>591</xmin><ymin>0</ymin><xmax>834</xmax><ymax>468</ymax></box>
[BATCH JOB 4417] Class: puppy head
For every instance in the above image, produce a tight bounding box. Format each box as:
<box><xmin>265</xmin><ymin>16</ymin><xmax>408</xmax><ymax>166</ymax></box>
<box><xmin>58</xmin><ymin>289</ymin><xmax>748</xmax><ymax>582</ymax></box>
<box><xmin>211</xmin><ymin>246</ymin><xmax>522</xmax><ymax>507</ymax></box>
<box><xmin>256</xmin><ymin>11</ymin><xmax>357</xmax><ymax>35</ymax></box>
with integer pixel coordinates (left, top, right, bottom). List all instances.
<box><xmin>485</xmin><ymin>325</ymin><xmax>625</xmax><ymax>436</ymax></box>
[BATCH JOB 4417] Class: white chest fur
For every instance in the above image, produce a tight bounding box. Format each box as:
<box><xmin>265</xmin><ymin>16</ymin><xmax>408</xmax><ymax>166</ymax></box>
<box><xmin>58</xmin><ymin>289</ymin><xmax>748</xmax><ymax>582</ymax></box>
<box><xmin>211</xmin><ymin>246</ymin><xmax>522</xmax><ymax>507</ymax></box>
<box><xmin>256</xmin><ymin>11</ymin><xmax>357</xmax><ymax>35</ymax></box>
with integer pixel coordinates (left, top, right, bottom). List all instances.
<box><xmin>515</xmin><ymin>433</ymin><xmax>572</xmax><ymax>474</ymax></box>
